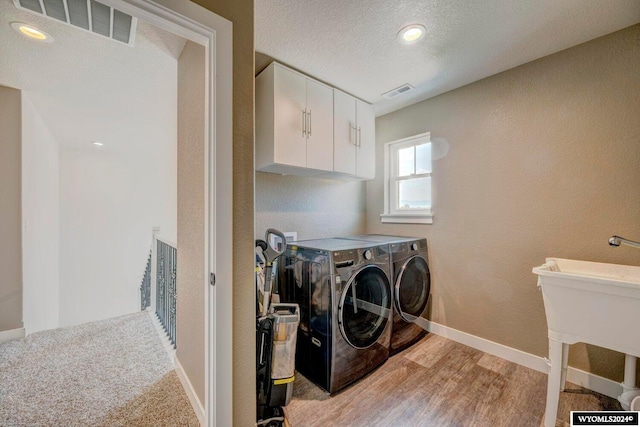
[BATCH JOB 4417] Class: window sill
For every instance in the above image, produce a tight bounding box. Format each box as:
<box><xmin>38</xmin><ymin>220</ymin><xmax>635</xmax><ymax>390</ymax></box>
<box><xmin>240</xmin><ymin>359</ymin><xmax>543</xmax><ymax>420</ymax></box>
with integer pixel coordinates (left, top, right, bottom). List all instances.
<box><xmin>380</xmin><ymin>213</ymin><xmax>433</xmax><ymax>224</ymax></box>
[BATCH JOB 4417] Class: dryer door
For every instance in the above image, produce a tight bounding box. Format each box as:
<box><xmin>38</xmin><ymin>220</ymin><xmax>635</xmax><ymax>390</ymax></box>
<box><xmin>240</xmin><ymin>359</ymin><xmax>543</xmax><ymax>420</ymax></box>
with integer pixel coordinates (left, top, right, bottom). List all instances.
<box><xmin>395</xmin><ymin>255</ymin><xmax>430</xmax><ymax>322</ymax></box>
<box><xmin>338</xmin><ymin>265</ymin><xmax>391</xmax><ymax>349</ymax></box>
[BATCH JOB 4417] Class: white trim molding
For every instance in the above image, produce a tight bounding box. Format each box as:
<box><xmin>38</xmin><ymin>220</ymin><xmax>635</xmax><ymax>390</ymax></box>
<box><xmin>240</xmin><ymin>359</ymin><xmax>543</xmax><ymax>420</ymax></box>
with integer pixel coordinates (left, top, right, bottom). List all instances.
<box><xmin>0</xmin><ymin>327</ymin><xmax>25</xmax><ymax>344</ymax></box>
<box><xmin>415</xmin><ymin>318</ymin><xmax>548</xmax><ymax>372</ymax></box>
<box><xmin>415</xmin><ymin>318</ymin><xmax>622</xmax><ymax>400</ymax></box>
<box><xmin>175</xmin><ymin>356</ymin><xmax>206</xmax><ymax>427</ymax></box>
<box><xmin>380</xmin><ymin>213</ymin><xmax>433</xmax><ymax>224</ymax></box>
<box><xmin>565</xmin><ymin>367</ymin><xmax>624</xmax><ymax>401</ymax></box>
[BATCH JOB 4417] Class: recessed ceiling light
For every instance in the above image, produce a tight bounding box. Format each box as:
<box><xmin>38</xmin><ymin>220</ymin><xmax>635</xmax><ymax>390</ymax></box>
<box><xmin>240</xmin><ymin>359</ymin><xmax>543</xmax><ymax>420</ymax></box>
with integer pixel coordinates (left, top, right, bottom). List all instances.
<box><xmin>11</xmin><ymin>22</ymin><xmax>53</xmax><ymax>43</ymax></box>
<box><xmin>93</xmin><ymin>141</ymin><xmax>104</xmax><ymax>147</ymax></box>
<box><xmin>397</xmin><ymin>24</ymin><xmax>426</xmax><ymax>45</ymax></box>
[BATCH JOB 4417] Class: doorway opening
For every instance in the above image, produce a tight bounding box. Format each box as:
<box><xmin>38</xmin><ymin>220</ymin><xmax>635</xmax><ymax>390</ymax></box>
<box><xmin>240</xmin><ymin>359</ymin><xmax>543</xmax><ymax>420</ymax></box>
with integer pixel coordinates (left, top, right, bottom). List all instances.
<box><xmin>0</xmin><ymin>0</ymin><xmax>232</xmax><ymax>425</ymax></box>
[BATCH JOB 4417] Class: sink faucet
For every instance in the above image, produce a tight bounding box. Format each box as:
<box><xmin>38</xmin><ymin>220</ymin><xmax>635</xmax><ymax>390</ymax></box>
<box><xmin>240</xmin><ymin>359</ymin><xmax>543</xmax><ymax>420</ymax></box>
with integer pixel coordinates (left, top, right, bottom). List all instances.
<box><xmin>608</xmin><ymin>235</ymin><xmax>640</xmax><ymax>249</ymax></box>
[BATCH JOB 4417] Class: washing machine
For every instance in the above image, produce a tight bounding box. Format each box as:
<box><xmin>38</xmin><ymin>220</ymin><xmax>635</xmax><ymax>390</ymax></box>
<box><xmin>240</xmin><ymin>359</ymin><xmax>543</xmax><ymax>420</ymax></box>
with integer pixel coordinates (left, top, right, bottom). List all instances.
<box><xmin>342</xmin><ymin>235</ymin><xmax>431</xmax><ymax>355</ymax></box>
<box><xmin>277</xmin><ymin>238</ymin><xmax>392</xmax><ymax>394</ymax></box>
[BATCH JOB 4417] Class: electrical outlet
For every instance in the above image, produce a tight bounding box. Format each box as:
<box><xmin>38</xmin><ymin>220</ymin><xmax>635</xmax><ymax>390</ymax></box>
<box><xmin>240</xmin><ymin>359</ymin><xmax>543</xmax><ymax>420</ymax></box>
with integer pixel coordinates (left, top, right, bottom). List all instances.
<box><xmin>269</xmin><ymin>231</ymin><xmax>297</xmax><ymax>251</ymax></box>
<box><xmin>283</xmin><ymin>231</ymin><xmax>297</xmax><ymax>243</ymax></box>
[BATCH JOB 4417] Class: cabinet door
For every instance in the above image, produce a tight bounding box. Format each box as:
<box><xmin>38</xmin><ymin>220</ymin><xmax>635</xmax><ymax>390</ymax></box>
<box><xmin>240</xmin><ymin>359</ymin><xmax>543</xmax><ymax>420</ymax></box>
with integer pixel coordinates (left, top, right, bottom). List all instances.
<box><xmin>356</xmin><ymin>100</ymin><xmax>376</xmax><ymax>179</ymax></box>
<box><xmin>333</xmin><ymin>90</ymin><xmax>357</xmax><ymax>175</ymax></box>
<box><xmin>305</xmin><ymin>79</ymin><xmax>334</xmax><ymax>171</ymax></box>
<box><xmin>273</xmin><ymin>65</ymin><xmax>307</xmax><ymax>168</ymax></box>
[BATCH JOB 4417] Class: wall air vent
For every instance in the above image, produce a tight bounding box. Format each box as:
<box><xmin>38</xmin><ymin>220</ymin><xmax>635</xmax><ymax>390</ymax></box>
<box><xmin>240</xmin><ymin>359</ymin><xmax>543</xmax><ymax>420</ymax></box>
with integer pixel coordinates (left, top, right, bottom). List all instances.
<box><xmin>382</xmin><ymin>84</ymin><xmax>415</xmax><ymax>99</ymax></box>
<box><xmin>13</xmin><ymin>0</ymin><xmax>137</xmax><ymax>46</ymax></box>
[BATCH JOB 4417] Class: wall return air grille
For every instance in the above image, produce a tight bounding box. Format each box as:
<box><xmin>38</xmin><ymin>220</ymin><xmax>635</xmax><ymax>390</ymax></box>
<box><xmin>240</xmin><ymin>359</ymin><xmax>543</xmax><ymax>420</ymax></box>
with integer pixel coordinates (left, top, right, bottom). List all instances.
<box><xmin>13</xmin><ymin>0</ymin><xmax>137</xmax><ymax>46</ymax></box>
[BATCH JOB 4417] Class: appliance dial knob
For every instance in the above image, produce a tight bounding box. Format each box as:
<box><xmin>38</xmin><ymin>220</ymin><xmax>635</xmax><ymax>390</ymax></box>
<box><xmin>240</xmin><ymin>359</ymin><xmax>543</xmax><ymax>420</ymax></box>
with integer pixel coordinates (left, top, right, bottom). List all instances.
<box><xmin>411</xmin><ymin>243</ymin><xmax>418</xmax><ymax>251</ymax></box>
<box><xmin>363</xmin><ymin>250</ymin><xmax>372</xmax><ymax>260</ymax></box>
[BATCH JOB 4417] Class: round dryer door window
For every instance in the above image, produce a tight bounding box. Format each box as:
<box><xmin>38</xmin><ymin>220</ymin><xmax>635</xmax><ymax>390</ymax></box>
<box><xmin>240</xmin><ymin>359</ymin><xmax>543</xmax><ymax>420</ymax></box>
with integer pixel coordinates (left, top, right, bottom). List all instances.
<box><xmin>395</xmin><ymin>256</ymin><xmax>430</xmax><ymax>323</ymax></box>
<box><xmin>339</xmin><ymin>265</ymin><xmax>391</xmax><ymax>349</ymax></box>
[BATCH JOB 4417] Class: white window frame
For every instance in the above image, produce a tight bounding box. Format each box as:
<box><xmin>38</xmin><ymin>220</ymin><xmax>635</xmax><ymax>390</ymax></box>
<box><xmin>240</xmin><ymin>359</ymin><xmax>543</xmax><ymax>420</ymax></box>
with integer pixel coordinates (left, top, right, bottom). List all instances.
<box><xmin>381</xmin><ymin>132</ymin><xmax>433</xmax><ymax>224</ymax></box>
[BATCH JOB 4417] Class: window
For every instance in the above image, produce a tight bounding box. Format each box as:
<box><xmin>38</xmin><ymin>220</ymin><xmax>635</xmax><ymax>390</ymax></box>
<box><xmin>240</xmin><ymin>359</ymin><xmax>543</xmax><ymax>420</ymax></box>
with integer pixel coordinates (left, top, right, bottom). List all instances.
<box><xmin>381</xmin><ymin>132</ymin><xmax>433</xmax><ymax>224</ymax></box>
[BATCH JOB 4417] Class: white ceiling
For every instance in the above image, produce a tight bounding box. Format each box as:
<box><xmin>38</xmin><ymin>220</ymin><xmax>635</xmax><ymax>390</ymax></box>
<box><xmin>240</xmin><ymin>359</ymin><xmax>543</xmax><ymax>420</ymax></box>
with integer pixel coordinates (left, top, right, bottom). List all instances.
<box><xmin>0</xmin><ymin>0</ymin><xmax>186</xmax><ymax>151</ymax></box>
<box><xmin>256</xmin><ymin>0</ymin><xmax>640</xmax><ymax>116</ymax></box>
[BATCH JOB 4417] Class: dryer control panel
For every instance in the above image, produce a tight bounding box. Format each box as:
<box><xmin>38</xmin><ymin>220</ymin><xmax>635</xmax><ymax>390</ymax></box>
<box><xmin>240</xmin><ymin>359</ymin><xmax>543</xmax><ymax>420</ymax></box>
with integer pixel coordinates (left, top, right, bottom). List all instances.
<box><xmin>332</xmin><ymin>249</ymin><xmax>358</xmax><ymax>268</ymax></box>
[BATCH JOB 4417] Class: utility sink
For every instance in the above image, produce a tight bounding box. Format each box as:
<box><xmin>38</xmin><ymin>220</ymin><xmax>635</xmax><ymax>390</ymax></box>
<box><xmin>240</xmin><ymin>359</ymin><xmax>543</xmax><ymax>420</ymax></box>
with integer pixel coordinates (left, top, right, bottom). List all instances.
<box><xmin>533</xmin><ymin>258</ymin><xmax>640</xmax><ymax>426</ymax></box>
<box><xmin>533</xmin><ymin>258</ymin><xmax>640</xmax><ymax>355</ymax></box>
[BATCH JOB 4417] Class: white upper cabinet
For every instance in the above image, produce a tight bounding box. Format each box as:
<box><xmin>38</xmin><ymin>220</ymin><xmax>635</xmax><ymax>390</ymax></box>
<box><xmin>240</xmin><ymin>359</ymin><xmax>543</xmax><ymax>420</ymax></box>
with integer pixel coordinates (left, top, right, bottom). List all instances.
<box><xmin>256</xmin><ymin>62</ymin><xmax>333</xmax><ymax>175</ymax></box>
<box><xmin>333</xmin><ymin>90</ymin><xmax>358</xmax><ymax>175</ymax></box>
<box><xmin>272</xmin><ymin>64</ymin><xmax>306</xmax><ymax>169</ymax></box>
<box><xmin>355</xmin><ymin>99</ymin><xmax>376</xmax><ymax>179</ymax></box>
<box><xmin>305</xmin><ymin>79</ymin><xmax>334</xmax><ymax>171</ymax></box>
<box><xmin>333</xmin><ymin>90</ymin><xmax>376</xmax><ymax>179</ymax></box>
<box><xmin>256</xmin><ymin>62</ymin><xmax>375</xmax><ymax>179</ymax></box>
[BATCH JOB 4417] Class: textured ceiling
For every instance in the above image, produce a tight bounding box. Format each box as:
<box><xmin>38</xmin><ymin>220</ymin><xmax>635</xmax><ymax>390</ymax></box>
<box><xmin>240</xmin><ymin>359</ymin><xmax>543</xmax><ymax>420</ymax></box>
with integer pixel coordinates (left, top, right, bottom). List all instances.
<box><xmin>256</xmin><ymin>0</ymin><xmax>640</xmax><ymax>116</ymax></box>
<box><xmin>0</xmin><ymin>0</ymin><xmax>186</xmax><ymax>151</ymax></box>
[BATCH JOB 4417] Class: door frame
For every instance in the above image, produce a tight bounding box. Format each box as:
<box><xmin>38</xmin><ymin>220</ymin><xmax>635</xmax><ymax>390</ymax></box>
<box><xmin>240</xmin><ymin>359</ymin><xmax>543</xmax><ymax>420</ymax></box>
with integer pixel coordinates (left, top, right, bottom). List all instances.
<box><xmin>100</xmin><ymin>1</ymin><xmax>233</xmax><ymax>425</ymax></box>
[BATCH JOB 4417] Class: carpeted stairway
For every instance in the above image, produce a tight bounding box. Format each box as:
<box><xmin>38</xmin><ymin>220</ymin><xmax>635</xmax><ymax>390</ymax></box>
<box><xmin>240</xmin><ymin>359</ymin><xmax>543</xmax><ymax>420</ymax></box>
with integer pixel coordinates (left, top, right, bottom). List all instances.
<box><xmin>0</xmin><ymin>311</ymin><xmax>199</xmax><ymax>426</ymax></box>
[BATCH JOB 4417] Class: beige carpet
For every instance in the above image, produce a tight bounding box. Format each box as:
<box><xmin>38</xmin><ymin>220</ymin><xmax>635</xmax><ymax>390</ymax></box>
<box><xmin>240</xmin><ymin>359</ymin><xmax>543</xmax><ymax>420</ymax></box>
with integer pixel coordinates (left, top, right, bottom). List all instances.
<box><xmin>0</xmin><ymin>311</ymin><xmax>199</xmax><ymax>426</ymax></box>
<box><xmin>95</xmin><ymin>371</ymin><xmax>199</xmax><ymax>427</ymax></box>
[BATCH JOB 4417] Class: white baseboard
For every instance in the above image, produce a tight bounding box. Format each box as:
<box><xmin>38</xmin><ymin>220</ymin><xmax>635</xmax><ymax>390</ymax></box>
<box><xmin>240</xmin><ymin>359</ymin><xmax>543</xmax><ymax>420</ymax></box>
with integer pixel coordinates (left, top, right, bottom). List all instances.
<box><xmin>0</xmin><ymin>327</ymin><xmax>25</xmax><ymax>344</ymax></box>
<box><xmin>565</xmin><ymin>367</ymin><xmax>623</xmax><ymax>400</ymax></box>
<box><xmin>416</xmin><ymin>318</ymin><xmax>549</xmax><ymax>373</ymax></box>
<box><xmin>175</xmin><ymin>356</ymin><xmax>206</xmax><ymax>427</ymax></box>
<box><xmin>415</xmin><ymin>318</ymin><xmax>622</xmax><ymax>400</ymax></box>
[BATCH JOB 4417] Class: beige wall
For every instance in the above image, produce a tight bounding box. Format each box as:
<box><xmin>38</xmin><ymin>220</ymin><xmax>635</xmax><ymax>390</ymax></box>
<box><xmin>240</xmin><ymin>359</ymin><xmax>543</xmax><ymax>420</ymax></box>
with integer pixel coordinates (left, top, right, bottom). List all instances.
<box><xmin>367</xmin><ymin>25</ymin><xmax>640</xmax><ymax>382</ymax></box>
<box><xmin>0</xmin><ymin>86</ymin><xmax>23</xmax><ymax>333</ymax></box>
<box><xmin>190</xmin><ymin>1</ymin><xmax>255</xmax><ymax>425</ymax></box>
<box><xmin>177</xmin><ymin>40</ymin><xmax>206</xmax><ymax>405</ymax></box>
<box><xmin>255</xmin><ymin>172</ymin><xmax>366</xmax><ymax>240</ymax></box>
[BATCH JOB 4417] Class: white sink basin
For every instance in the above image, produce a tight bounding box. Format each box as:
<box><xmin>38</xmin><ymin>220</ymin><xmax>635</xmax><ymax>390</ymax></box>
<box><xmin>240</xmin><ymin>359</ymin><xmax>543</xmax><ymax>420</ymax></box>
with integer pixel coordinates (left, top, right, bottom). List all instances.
<box><xmin>535</xmin><ymin>257</ymin><xmax>640</xmax><ymax>288</ymax></box>
<box><xmin>533</xmin><ymin>257</ymin><xmax>640</xmax><ymax>354</ymax></box>
<box><xmin>533</xmin><ymin>258</ymin><xmax>640</xmax><ymax>426</ymax></box>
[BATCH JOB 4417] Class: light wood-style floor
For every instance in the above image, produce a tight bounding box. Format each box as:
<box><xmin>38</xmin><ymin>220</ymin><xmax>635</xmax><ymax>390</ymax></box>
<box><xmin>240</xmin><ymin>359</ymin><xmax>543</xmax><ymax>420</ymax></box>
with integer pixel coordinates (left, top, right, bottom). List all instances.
<box><xmin>285</xmin><ymin>334</ymin><xmax>621</xmax><ymax>427</ymax></box>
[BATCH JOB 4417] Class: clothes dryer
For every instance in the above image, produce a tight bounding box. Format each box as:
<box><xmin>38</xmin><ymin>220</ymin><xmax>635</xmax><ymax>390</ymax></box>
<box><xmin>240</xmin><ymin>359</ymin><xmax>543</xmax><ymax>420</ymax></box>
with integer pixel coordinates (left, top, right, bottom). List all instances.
<box><xmin>343</xmin><ymin>235</ymin><xmax>430</xmax><ymax>355</ymax></box>
<box><xmin>277</xmin><ymin>238</ymin><xmax>392</xmax><ymax>394</ymax></box>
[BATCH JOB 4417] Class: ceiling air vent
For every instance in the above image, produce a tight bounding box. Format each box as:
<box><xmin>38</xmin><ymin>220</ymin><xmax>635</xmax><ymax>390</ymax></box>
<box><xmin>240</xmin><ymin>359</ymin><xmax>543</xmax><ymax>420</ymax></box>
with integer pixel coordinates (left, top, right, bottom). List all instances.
<box><xmin>382</xmin><ymin>84</ymin><xmax>415</xmax><ymax>99</ymax></box>
<box><xmin>13</xmin><ymin>0</ymin><xmax>137</xmax><ymax>46</ymax></box>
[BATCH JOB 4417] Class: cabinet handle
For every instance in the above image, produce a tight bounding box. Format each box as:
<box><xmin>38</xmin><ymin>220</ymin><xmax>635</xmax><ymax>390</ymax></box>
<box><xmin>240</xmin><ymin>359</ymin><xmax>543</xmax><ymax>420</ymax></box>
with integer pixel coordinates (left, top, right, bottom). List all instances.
<box><xmin>308</xmin><ymin>110</ymin><xmax>312</xmax><ymax>137</ymax></box>
<box><xmin>350</xmin><ymin>124</ymin><xmax>357</xmax><ymax>145</ymax></box>
<box><xmin>358</xmin><ymin>126</ymin><xmax>362</xmax><ymax>148</ymax></box>
<box><xmin>302</xmin><ymin>109</ymin><xmax>306</xmax><ymax>137</ymax></box>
